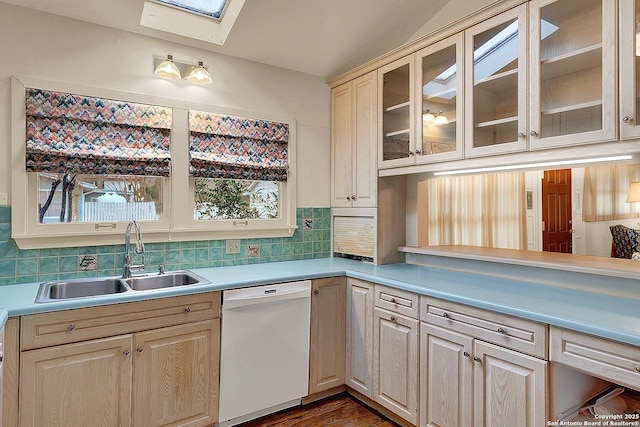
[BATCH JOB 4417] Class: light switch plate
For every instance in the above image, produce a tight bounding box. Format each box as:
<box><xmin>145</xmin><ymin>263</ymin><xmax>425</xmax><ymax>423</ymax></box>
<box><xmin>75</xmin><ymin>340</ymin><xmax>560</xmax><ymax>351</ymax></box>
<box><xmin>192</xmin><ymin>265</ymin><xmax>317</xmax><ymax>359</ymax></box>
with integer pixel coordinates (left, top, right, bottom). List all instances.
<box><xmin>226</xmin><ymin>239</ymin><xmax>240</xmax><ymax>254</ymax></box>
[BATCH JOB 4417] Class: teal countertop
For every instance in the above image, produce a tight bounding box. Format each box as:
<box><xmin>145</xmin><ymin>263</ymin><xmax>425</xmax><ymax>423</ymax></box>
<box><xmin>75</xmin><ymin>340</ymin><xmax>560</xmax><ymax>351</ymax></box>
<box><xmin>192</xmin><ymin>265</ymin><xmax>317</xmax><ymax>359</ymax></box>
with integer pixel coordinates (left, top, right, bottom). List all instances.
<box><xmin>0</xmin><ymin>258</ymin><xmax>639</xmax><ymax>347</ymax></box>
<box><xmin>0</xmin><ymin>309</ymin><xmax>7</xmax><ymax>331</ymax></box>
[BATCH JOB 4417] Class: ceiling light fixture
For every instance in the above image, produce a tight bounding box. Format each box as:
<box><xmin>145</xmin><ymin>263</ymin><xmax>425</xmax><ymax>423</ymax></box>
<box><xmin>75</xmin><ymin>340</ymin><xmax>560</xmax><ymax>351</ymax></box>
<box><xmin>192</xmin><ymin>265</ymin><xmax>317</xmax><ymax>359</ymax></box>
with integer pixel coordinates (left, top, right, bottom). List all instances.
<box><xmin>433</xmin><ymin>155</ymin><xmax>633</xmax><ymax>176</ymax></box>
<box><xmin>153</xmin><ymin>54</ymin><xmax>212</xmax><ymax>85</ymax></box>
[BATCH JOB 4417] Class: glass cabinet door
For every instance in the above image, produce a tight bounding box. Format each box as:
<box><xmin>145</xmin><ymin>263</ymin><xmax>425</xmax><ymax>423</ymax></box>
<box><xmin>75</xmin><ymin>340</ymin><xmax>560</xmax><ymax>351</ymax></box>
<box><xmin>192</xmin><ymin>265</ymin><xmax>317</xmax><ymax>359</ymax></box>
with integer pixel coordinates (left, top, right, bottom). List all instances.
<box><xmin>465</xmin><ymin>4</ymin><xmax>528</xmax><ymax>157</ymax></box>
<box><xmin>415</xmin><ymin>33</ymin><xmax>464</xmax><ymax>163</ymax></box>
<box><xmin>530</xmin><ymin>0</ymin><xmax>616</xmax><ymax>148</ymax></box>
<box><xmin>620</xmin><ymin>0</ymin><xmax>640</xmax><ymax>140</ymax></box>
<box><xmin>379</xmin><ymin>55</ymin><xmax>415</xmax><ymax>168</ymax></box>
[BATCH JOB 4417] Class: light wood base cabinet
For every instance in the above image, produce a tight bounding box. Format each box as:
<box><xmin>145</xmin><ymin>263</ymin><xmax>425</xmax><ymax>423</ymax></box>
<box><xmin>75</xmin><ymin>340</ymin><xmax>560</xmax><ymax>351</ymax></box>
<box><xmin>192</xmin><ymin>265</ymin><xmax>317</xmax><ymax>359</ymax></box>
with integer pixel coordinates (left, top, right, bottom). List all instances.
<box><xmin>20</xmin><ymin>335</ymin><xmax>133</xmax><ymax>427</ymax></box>
<box><xmin>309</xmin><ymin>277</ymin><xmax>346</xmax><ymax>395</ymax></box>
<box><xmin>18</xmin><ymin>292</ymin><xmax>220</xmax><ymax>427</ymax></box>
<box><xmin>373</xmin><ymin>308</ymin><xmax>418</xmax><ymax>425</ymax></box>
<box><xmin>421</xmin><ymin>310</ymin><xmax>547</xmax><ymax>427</ymax></box>
<box><xmin>133</xmin><ymin>320</ymin><xmax>219</xmax><ymax>427</ymax></box>
<box><xmin>346</xmin><ymin>278</ymin><xmax>374</xmax><ymax>398</ymax></box>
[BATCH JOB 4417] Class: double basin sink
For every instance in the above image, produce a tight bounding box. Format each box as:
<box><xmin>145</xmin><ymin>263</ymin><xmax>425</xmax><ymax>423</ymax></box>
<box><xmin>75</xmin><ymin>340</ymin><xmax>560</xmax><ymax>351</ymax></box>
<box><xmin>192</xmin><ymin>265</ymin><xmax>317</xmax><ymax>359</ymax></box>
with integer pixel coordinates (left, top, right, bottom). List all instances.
<box><xmin>35</xmin><ymin>270</ymin><xmax>210</xmax><ymax>303</ymax></box>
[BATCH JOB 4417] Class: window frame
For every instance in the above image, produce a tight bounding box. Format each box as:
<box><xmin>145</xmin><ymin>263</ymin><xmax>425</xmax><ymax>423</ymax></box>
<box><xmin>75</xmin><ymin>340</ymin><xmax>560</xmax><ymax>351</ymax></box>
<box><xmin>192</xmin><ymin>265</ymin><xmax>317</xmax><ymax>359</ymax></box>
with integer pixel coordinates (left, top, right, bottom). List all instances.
<box><xmin>11</xmin><ymin>76</ymin><xmax>297</xmax><ymax>249</ymax></box>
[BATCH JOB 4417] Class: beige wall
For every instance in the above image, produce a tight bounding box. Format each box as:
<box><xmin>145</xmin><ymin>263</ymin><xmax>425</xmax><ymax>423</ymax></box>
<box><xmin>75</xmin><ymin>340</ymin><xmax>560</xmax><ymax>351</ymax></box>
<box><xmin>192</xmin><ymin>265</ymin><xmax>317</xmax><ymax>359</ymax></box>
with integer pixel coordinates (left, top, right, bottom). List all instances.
<box><xmin>0</xmin><ymin>2</ymin><xmax>331</xmax><ymax>207</ymax></box>
<box><xmin>406</xmin><ymin>0</ymin><xmax>500</xmax><ymax>43</ymax></box>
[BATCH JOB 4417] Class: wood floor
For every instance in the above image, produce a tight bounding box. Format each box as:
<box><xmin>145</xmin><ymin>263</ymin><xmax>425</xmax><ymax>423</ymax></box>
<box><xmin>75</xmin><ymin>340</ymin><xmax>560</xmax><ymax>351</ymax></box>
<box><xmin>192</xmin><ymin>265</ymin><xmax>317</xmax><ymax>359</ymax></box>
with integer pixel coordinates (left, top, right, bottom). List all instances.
<box><xmin>237</xmin><ymin>394</ymin><xmax>399</xmax><ymax>427</ymax></box>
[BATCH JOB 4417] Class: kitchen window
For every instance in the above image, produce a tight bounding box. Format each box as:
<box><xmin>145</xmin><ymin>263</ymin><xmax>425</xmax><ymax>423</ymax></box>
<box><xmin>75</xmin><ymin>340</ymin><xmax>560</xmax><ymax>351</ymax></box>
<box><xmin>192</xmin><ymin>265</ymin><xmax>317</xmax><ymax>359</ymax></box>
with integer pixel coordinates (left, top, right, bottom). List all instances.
<box><xmin>11</xmin><ymin>77</ymin><xmax>297</xmax><ymax>249</ymax></box>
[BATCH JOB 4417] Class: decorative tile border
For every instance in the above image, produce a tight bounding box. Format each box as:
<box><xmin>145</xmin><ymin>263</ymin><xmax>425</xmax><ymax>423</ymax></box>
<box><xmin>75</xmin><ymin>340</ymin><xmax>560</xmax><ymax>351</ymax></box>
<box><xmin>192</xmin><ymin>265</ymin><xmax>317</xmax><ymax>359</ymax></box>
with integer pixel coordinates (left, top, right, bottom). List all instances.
<box><xmin>0</xmin><ymin>206</ymin><xmax>331</xmax><ymax>285</ymax></box>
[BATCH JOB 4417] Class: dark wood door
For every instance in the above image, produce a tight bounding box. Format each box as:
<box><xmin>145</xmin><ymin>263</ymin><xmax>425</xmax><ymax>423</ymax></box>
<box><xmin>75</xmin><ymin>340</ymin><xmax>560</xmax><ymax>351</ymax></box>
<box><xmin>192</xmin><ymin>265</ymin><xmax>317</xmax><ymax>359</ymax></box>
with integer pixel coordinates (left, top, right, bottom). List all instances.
<box><xmin>542</xmin><ymin>169</ymin><xmax>572</xmax><ymax>253</ymax></box>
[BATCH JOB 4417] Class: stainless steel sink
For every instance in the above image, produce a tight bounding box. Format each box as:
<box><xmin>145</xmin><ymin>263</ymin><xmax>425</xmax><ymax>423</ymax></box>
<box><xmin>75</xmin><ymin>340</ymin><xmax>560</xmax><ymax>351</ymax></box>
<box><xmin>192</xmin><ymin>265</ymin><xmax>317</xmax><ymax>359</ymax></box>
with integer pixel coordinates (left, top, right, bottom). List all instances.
<box><xmin>34</xmin><ymin>270</ymin><xmax>210</xmax><ymax>303</ymax></box>
<box><xmin>125</xmin><ymin>271</ymin><xmax>208</xmax><ymax>291</ymax></box>
<box><xmin>35</xmin><ymin>278</ymin><xmax>129</xmax><ymax>303</ymax></box>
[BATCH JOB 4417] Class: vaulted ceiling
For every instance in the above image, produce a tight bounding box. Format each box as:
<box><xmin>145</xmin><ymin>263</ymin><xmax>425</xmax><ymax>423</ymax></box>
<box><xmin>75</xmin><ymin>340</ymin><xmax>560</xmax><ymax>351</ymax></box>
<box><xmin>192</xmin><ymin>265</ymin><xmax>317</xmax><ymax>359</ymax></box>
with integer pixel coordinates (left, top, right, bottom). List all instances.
<box><xmin>0</xmin><ymin>0</ymin><xmax>452</xmax><ymax>79</ymax></box>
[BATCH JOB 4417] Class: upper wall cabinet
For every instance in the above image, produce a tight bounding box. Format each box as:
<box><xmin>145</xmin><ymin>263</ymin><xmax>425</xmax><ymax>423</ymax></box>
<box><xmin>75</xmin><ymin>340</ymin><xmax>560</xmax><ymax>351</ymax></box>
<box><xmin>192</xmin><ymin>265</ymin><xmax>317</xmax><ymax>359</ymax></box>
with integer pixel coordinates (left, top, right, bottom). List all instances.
<box><xmin>416</xmin><ymin>33</ymin><xmax>465</xmax><ymax>164</ymax></box>
<box><xmin>529</xmin><ymin>0</ymin><xmax>616</xmax><ymax>149</ymax></box>
<box><xmin>379</xmin><ymin>56</ymin><xmax>416</xmax><ymax>169</ymax></box>
<box><xmin>620</xmin><ymin>0</ymin><xmax>640</xmax><ymax>139</ymax></box>
<box><xmin>465</xmin><ymin>5</ymin><xmax>528</xmax><ymax>158</ymax></box>
<box><xmin>331</xmin><ymin>71</ymin><xmax>378</xmax><ymax>208</ymax></box>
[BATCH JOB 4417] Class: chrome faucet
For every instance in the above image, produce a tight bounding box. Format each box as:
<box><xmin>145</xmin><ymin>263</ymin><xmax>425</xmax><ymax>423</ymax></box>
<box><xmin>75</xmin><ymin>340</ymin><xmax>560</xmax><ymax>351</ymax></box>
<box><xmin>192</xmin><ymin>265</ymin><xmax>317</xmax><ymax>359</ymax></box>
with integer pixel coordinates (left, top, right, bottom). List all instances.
<box><xmin>122</xmin><ymin>220</ymin><xmax>145</xmax><ymax>278</ymax></box>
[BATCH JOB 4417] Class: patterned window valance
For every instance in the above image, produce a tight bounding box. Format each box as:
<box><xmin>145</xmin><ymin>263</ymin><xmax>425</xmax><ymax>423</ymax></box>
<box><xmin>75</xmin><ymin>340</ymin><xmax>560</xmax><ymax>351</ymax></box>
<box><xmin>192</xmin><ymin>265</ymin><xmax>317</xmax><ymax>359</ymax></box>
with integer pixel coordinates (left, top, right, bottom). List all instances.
<box><xmin>26</xmin><ymin>88</ymin><xmax>173</xmax><ymax>176</ymax></box>
<box><xmin>189</xmin><ymin>110</ymin><xmax>289</xmax><ymax>182</ymax></box>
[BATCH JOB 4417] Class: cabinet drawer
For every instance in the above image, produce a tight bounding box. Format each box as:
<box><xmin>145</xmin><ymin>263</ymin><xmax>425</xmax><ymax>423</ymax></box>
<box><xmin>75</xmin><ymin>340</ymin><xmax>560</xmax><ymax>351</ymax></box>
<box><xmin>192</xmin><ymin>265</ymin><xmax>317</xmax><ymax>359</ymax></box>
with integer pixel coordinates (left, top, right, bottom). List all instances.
<box><xmin>21</xmin><ymin>292</ymin><xmax>221</xmax><ymax>350</ymax></box>
<box><xmin>550</xmin><ymin>327</ymin><xmax>640</xmax><ymax>391</ymax></box>
<box><xmin>421</xmin><ymin>296</ymin><xmax>547</xmax><ymax>358</ymax></box>
<box><xmin>374</xmin><ymin>285</ymin><xmax>419</xmax><ymax>319</ymax></box>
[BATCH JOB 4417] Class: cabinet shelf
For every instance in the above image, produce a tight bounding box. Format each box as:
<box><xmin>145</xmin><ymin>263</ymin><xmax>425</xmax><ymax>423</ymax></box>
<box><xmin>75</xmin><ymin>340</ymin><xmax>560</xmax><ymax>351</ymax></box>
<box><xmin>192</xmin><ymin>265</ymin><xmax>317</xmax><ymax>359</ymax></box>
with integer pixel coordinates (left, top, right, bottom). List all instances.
<box><xmin>475</xmin><ymin>116</ymin><xmax>518</xmax><ymax>128</ymax></box>
<box><xmin>541</xmin><ymin>44</ymin><xmax>602</xmax><ymax>81</ymax></box>
<box><xmin>541</xmin><ymin>100</ymin><xmax>602</xmax><ymax>116</ymax></box>
<box><xmin>474</xmin><ymin>68</ymin><xmax>518</xmax><ymax>93</ymax></box>
<box><xmin>385</xmin><ymin>128</ymin><xmax>410</xmax><ymax>138</ymax></box>
<box><xmin>384</xmin><ymin>101</ymin><xmax>410</xmax><ymax>112</ymax></box>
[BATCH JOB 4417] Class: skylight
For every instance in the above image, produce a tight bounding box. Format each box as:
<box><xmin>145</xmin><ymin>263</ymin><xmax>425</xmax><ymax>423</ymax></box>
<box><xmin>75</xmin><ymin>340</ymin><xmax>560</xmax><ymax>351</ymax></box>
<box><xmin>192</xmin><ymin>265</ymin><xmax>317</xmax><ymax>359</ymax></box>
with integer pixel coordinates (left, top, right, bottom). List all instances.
<box><xmin>156</xmin><ymin>0</ymin><xmax>228</xmax><ymax>19</ymax></box>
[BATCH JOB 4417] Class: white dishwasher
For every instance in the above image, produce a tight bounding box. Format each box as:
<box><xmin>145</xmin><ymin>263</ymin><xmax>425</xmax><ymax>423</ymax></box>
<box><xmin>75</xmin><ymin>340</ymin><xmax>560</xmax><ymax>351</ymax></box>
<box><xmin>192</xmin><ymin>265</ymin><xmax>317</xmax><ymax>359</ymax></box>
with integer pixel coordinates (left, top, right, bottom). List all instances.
<box><xmin>218</xmin><ymin>280</ymin><xmax>311</xmax><ymax>426</ymax></box>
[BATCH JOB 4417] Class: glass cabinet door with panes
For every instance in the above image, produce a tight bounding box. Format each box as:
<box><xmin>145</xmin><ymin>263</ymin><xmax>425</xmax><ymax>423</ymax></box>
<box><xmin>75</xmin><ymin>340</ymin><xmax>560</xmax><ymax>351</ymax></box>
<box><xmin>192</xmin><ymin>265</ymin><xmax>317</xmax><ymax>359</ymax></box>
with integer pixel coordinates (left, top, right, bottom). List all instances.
<box><xmin>529</xmin><ymin>0</ymin><xmax>616</xmax><ymax>149</ymax></box>
<box><xmin>465</xmin><ymin>4</ymin><xmax>528</xmax><ymax>158</ymax></box>
<box><xmin>379</xmin><ymin>55</ymin><xmax>415</xmax><ymax>169</ymax></box>
<box><xmin>415</xmin><ymin>33</ymin><xmax>464</xmax><ymax>164</ymax></box>
<box><xmin>620</xmin><ymin>0</ymin><xmax>640</xmax><ymax>140</ymax></box>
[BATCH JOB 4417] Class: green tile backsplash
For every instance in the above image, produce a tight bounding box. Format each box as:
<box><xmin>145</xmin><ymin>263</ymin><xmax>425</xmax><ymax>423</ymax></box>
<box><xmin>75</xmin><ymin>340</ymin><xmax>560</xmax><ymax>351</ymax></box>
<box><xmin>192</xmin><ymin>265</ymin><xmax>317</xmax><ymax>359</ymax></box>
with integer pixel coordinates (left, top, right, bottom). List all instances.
<box><xmin>0</xmin><ymin>206</ymin><xmax>332</xmax><ymax>285</ymax></box>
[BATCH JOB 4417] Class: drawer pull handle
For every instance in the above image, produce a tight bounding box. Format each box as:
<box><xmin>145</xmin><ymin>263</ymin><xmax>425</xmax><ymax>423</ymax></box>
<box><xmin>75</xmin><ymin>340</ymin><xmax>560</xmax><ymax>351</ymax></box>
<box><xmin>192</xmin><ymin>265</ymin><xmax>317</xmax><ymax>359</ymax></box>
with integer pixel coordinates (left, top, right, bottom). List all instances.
<box><xmin>463</xmin><ymin>351</ymin><xmax>470</xmax><ymax>358</ymax></box>
<box><xmin>635</xmin><ymin>366</ymin><xmax>640</xmax><ymax>373</ymax></box>
<box><xmin>123</xmin><ymin>349</ymin><xmax>130</xmax><ymax>356</ymax></box>
<box><xmin>137</xmin><ymin>347</ymin><xmax>144</xmax><ymax>354</ymax></box>
<box><xmin>67</xmin><ymin>324</ymin><xmax>76</xmax><ymax>332</ymax></box>
<box><xmin>497</xmin><ymin>327</ymin><xmax>506</xmax><ymax>334</ymax></box>
<box><xmin>473</xmin><ymin>356</ymin><xmax>482</xmax><ymax>363</ymax></box>
<box><xmin>390</xmin><ymin>298</ymin><xmax>397</xmax><ymax>303</ymax></box>
<box><xmin>0</xmin><ymin>352</ymin><xmax>3</xmax><ymax>362</ymax></box>
<box><xmin>314</xmin><ymin>289</ymin><xmax>320</xmax><ymax>295</ymax></box>
<box><xmin>184</xmin><ymin>307</ymin><xmax>191</xmax><ymax>314</ymax></box>
<box><xmin>390</xmin><ymin>316</ymin><xmax>397</xmax><ymax>323</ymax></box>
<box><xmin>442</xmin><ymin>312</ymin><xmax>450</xmax><ymax>319</ymax></box>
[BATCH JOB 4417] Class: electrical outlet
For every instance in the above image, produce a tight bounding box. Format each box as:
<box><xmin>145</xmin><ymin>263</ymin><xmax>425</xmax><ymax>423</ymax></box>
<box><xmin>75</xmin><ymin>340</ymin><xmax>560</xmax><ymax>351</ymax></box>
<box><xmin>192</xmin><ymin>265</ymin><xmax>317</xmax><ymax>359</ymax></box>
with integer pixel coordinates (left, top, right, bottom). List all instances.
<box><xmin>226</xmin><ymin>239</ymin><xmax>241</xmax><ymax>254</ymax></box>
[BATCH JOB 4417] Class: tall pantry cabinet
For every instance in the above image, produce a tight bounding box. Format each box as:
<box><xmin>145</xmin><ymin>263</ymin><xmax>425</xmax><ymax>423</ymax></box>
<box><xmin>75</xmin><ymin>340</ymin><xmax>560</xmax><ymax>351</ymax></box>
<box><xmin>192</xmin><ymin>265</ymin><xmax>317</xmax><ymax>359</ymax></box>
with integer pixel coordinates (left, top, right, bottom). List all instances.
<box><xmin>331</xmin><ymin>71</ymin><xmax>378</xmax><ymax>208</ymax></box>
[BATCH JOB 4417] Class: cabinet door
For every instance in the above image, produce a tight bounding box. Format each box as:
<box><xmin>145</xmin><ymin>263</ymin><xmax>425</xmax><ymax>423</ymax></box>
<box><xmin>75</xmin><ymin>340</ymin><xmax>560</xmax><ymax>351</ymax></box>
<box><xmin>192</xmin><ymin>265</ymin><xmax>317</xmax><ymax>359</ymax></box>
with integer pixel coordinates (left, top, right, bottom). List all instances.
<box><xmin>352</xmin><ymin>71</ymin><xmax>378</xmax><ymax>208</ymax></box>
<box><xmin>473</xmin><ymin>340</ymin><xmax>547</xmax><ymax>427</ymax></box>
<box><xmin>620</xmin><ymin>0</ymin><xmax>640</xmax><ymax>139</ymax></box>
<box><xmin>420</xmin><ymin>323</ymin><xmax>473</xmax><ymax>427</ymax></box>
<box><xmin>133</xmin><ymin>319</ymin><xmax>219</xmax><ymax>427</ymax></box>
<box><xmin>379</xmin><ymin>55</ymin><xmax>416</xmax><ymax>168</ymax></box>
<box><xmin>465</xmin><ymin>4</ymin><xmax>528</xmax><ymax>157</ymax></box>
<box><xmin>331</xmin><ymin>82</ymin><xmax>354</xmax><ymax>208</ymax></box>
<box><xmin>530</xmin><ymin>0</ymin><xmax>616</xmax><ymax>148</ymax></box>
<box><xmin>416</xmin><ymin>32</ymin><xmax>465</xmax><ymax>164</ymax></box>
<box><xmin>346</xmin><ymin>278</ymin><xmax>374</xmax><ymax>397</ymax></box>
<box><xmin>19</xmin><ymin>335</ymin><xmax>133</xmax><ymax>427</ymax></box>
<box><xmin>309</xmin><ymin>277</ymin><xmax>346</xmax><ymax>394</ymax></box>
<box><xmin>373</xmin><ymin>308</ymin><xmax>418</xmax><ymax>424</ymax></box>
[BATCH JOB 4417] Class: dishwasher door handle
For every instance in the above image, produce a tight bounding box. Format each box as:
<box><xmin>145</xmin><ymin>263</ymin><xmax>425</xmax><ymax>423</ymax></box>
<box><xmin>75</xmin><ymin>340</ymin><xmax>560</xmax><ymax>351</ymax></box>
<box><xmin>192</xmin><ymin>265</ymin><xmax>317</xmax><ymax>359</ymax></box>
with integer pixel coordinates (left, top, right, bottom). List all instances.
<box><xmin>223</xmin><ymin>287</ymin><xmax>310</xmax><ymax>310</ymax></box>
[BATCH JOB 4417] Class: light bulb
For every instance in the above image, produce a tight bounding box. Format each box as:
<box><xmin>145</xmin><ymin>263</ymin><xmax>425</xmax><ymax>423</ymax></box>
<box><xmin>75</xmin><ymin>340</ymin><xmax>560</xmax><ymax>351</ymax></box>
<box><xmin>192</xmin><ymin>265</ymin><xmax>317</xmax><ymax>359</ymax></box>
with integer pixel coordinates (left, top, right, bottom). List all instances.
<box><xmin>422</xmin><ymin>109</ymin><xmax>435</xmax><ymax>122</ymax></box>
<box><xmin>154</xmin><ymin>54</ymin><xmax>181</xmax><ymax>79</ymax></box>
<box><xmin>434</xmin><ymin>111</ymin><xmax>449</xmax><ymax>125</ymax></box>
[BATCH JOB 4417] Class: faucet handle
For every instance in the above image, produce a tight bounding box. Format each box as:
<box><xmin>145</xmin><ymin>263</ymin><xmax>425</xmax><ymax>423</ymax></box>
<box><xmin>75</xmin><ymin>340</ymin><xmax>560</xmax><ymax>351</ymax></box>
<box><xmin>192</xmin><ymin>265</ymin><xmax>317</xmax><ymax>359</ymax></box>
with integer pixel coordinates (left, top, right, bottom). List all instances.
<box><xmin>158</xmin><ymin>264</ymin><xmax>165</xmax><ymax>275</ymax></box>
